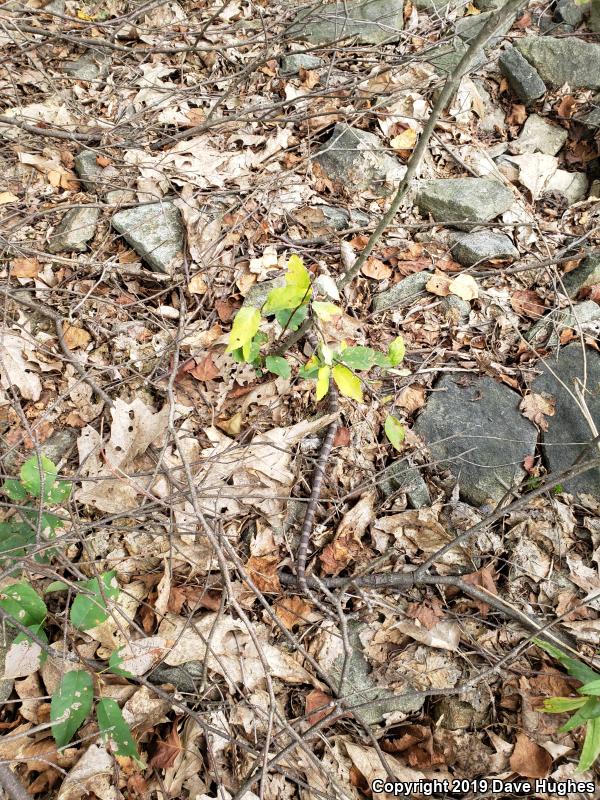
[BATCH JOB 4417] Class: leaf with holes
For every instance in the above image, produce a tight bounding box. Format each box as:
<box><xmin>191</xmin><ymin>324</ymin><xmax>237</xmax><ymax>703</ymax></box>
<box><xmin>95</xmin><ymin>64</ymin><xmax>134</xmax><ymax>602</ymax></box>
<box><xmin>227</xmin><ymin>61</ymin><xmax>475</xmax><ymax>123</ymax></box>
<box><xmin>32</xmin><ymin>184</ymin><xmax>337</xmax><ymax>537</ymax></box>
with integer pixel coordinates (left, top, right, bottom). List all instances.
<box><xmin>51</xmin><ymin>670</ymin><xmax>94</xmax><ymax>748</ymax></box>
<box><xmin>0</xmin><ymin>581</ymin><xmax>47</xmax><ymax>627</ymax></box>
<box><xmin>20</xmin><ymin>455</ymin><xmax>57</xmax><ymax>499</ymax></box>
<box><xmin>97</xmin><ymin>698</ymin><xmax>145</xmax><ymax>766</ymax></box>
<box><xmin>70</xmin><ymin>571</ymin><xmax>119</xmax><ymax>631</ymax></box>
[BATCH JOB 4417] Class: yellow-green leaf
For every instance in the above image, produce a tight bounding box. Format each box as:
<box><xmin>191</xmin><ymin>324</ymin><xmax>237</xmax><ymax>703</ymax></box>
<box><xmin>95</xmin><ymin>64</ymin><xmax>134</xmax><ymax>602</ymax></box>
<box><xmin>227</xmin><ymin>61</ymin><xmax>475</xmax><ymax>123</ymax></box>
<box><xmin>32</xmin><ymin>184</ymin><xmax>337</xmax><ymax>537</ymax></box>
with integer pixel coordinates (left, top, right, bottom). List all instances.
<box><xmin>312</xmin><ymin>301</ymin><xmax>342</xmax><ymax>322</ymax></box>
<box><xmin>263</xmin><ymin>255</ymin><xmax>312</xmax><ymax>314</ymax></box>
<box><xmin>388</xmin><ymin>336</ymin><xmax>406</xmax><ymax>367</ymax></box>
<box><xmin>226</xmin><ymin>307</ymin><xmax>261</xmax><ymax>354</ymax></box>
<box><xmin>384</xmin><ymin>415</ymin><xmax>405</xmax><ymax>450</ymax></box>
<box><xmin>316</xmin><ymin>366</ymin><xmax>331</xmax><ymax>401</ymax></box>
<box><xmin>332</xmin><ymin>365</ymin><xmax>363</xmax><ymax>402</ymax></box>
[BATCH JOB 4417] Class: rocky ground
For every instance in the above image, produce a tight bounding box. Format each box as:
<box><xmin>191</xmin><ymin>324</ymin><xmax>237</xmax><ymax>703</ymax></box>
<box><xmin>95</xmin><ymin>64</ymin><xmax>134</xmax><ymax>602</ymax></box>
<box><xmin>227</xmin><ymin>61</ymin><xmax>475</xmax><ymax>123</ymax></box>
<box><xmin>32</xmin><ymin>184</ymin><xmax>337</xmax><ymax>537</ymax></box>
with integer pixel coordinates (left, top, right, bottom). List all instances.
<box><xmin>1</xmin><ymin>0</ymin><xmax>600</xmax><ymax>797</ymax></box>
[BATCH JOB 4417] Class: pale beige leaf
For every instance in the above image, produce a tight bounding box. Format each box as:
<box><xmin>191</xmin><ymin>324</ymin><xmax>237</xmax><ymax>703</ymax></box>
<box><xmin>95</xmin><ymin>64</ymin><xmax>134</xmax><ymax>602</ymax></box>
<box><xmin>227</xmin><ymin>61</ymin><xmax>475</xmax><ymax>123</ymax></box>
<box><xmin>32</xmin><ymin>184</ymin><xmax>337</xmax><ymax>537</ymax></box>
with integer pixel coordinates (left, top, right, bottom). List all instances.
<box><xmin>448</xmin><ymin>273</ymin><xmax>478</xmax><ymax>301</ymax></box>
<box><xmin>0</xmin><ymin>332</ymin><xmax>42</xmax><ymax>400</ymax></box>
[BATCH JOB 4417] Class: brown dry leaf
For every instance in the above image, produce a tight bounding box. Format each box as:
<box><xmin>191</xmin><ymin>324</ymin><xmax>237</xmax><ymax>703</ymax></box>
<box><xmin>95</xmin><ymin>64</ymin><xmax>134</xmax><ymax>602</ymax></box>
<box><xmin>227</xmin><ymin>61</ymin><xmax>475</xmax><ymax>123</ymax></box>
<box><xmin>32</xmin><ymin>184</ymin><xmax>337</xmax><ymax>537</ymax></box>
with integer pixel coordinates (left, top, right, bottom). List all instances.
<box><xmin>509</xmin><ymin>733</ymin><xmax>552</xmax><ymax>778</ymax></box>
<box><xmin>362</xmin><ymin>257</ymin><xmax>392</xmax><ymax>280</ymax></box>
<box><xmin>150</xmin><ymin>722</ymin><xmax>181</xmax><ymax>770</ymax></box>
<box><xmin>519</xmin><ymin>392</ymin><xmax>556</xmax><ymax>431</ymax></box>
<box><xmin>245</xmin><ymin>554</ymin><xmax>281</xmax><ymax>593</ymax></box>
<box><xmin>0</xmin><ymin>331</ymin><xmax>42</xmax><ymax>400</ymax></box>
<box><xmin>507</xmin><ymin>104</ymin><xmax>528</xmax><ymax>125</ymax></box>
<box><xmin>190</xmin><ymin>354</ymin><xmax>220</xmax><ymax>381</ymax></box>
<box><xmin>555</xmin><ymin>95</ymin><xmax>577</xmax><ymax>119</ymax></box>
<box><xmin>448</xmin><ymin>273</ymin><xmax>478</xmax><ymax>301</ymax></box>
<box><xmin>215</xmin><ymin>298</ymin><xmax>235</xmax><ymax>322</ymax></box>
<box><xmin>305</xmin><ymin>689</ymin><xmax>346</xmax><ymax>726</ymax></box>
<box><xmin>62</xmin><ymin>324</ymin><xmax>91</xmax><ymax>350</ymax></box>
<box><xmin>217</xmin><ymin>412</ymin><xmax>242</xmax><ymax>436</ymax></box>
<box><xmin>510</xmin><ymin>289</ymin><xmax>545</xmax><ymax>319</ymax></box>
<box><xmin>333</xmin><ymin>426</ymin><xmax>351</xmax><ymax>446</ymax></box>
<box><xmin>319</xmin><ymin>492</ymin><xmax>375</xmax><ymax>576</ymax></box>
<box><xmin>188</xmin><ymin>274</ymin><xmax>208</xmax><ymax>295</ymax></box>
<box><xmin>397</xmin><ymin>384</ymin><xmax>426</xmax><ymax>414</ymax></box>
<box><xmin>426</xmin><ymin>271</ymin><xmax>451</xmax><ymax>297</ymax></box>
<box><xmin>461</xmin><ymin>564</ymin><xmax>497</xmax><ymax>616</ymax></box>
<box><xmin>299</xmin><ymin>67</ymin><xmax>320</xmax><ymax>89</ymax></box>
<box><xmin>11</xmin><ymin>257</ymin><xmax>40</xmax><ymax>278</ymax></box>
<box><xmin>274</xmin><ymin>596</ymin><xmax>315</xmax><ymax>630</ymax></box>
<box><xmin>406</xmin><ymin>599</ymin><xmax>444</xmax><ymax>630</ymax></box>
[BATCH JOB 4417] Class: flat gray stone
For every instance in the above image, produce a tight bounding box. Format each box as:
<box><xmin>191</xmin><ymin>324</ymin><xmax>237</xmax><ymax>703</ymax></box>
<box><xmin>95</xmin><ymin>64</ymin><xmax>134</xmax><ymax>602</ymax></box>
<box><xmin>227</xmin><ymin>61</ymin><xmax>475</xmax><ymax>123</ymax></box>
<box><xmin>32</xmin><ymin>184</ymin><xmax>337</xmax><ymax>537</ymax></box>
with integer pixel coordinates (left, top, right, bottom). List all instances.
<box><xmin>48</xmin><ymin>207</ymin><xmax>99</xmax><ymax>253</ymax></box>
<box><xmin>290</xmin><ymin>0</ymin><xmax>404</xmax><ymax>45</ymax></box>
<box><xmin>279</xmin><ymin>53</ymin><xmax>324</xmax><ymax>75</ymax></box>
<box><xmin>316</xmin><ymin>205</ymin><xmax>370</xmax><ymax>230</ymax></box>
<box><xmin>499</xmin><ymin>47</ymin><xmax>546</xmax><ymax>104</ymax></box>
<box><xmin>105</xmin><ymin>189</ymin><xmax>136</xmax><ymax>205</ymax></box>
<box><xmin>450</xmin><ymin>230</ymin><xmax>519</xmax><ymax>266</ymax></box>
<box><xmin>314</xmin><ymin>124</ymin><xmax>406</xmax><ymax>195</ymax></box>
<box><xmin>560</xmin><ymin>256</ymin><xmax>600</xmax><ymax>299</ymax></box>
<box><xmin>515</xmin><ymin>37</ymin><xmax>600</xmax><ymax>90</ymax></box>
<box><xmin>111</xmin><ymin>202</ymin><xmax>183</xmax><ymax>273</ymax></box>
<box><xmin>63</xmin><ymin>52</ymin><xmax>101</xmax><ymax>81</ymax></box>
<box><xmin>74</xmin><ymin>151</ymin><xmax>104</xmax><ymax>192</ymax></box>
<box><xmin>416</xmin><ymin>178</ymin><xmax>514</xmax><ymax>229</ymax></box>
<box><xmin>473</xmin><ymin>80</ymin><xmax>506</xmax><ymax>134</ymax></box>
<box><xmin>413</xmin><ymin>0</ymin><xmax>464</xmax><ymax>9</ymax></box>
<box><xmin>379</xmin><ymin>458</ymin><xmax>430</xmax><ymax>507</ymax></box>
<box><xmin>531</xmin><ymin>344</ymin><xmax>600</xmax><ymax>498</ymax></box>
<box><xmin>149</xmin><ymin>661</ymin><xmax>203</xmax><ymax>693</ymax></box>
<box><xmin>509</xmin><ymin>114</ymin><xmax>568</xmax><ymax>156</ymax></box>
<box><xmin>414</xmin><ymin>374</ymin><xmax>537</xmax><ymax>506</ymax></box>
<box><xmin>581</xmin><ymin>94</ymin><xmax>600</xmax><ymax>129</ymax></box>
<box><xmin>423</xmin><ymin>38</ymin><xmax>484</xmax><ymax>75</ymax></box>
<box><xmin>554</xmin><ymin>0</ymin><xmax>586</xmax><ymax>27</ymax></box>
<box><xmin>525</xmin><ymin>300</ymin><xmax>600</xmax><ymax>348</ymax></box>
<box><xmin>442</xmin><ymin>294</ymin><xmax>471</xmax><ymax>322</ymax></box>
<box><xmin>455</xmin><ymin>11</ymin><xmax>514</xmax><ymax>44</ymax></box>
<box><xmin>372</xmin><ymin>271</ymin><xmax>432</xmax><ymax>312</ymax></box>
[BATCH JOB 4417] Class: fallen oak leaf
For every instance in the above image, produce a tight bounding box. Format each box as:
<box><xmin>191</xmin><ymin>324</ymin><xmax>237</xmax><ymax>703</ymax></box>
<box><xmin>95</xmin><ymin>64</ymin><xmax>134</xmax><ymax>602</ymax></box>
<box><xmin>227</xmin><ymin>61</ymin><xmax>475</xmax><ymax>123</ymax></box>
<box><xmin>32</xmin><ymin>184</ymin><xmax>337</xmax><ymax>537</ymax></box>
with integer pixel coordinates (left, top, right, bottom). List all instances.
<box><xmin>189</xmin><ymin>353</ymin><xmax>220</xmax><ymax>381</ymax></box>
<box><xmin>509</xmin><ymin>733</ymin><xmax>552</xmax><ymax>778</ymax></box>
<box><xmin>519</xmin><ymin>392</ymin><xmax>556</xmax><ymax>431</ymax></box>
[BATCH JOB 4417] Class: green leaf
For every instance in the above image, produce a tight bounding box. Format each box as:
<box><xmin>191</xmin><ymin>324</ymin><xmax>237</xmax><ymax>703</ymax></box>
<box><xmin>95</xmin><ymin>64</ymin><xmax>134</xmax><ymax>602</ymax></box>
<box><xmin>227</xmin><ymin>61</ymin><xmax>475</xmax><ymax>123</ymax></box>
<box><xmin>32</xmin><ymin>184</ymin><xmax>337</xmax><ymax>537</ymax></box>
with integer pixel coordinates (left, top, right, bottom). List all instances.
<box><xmin>45</xmin><ymin>481</ymin><xmax>71</xmax><ymax>504</ymax></box>
<box><xmin>51</xmin><ymin>670</ymin><xmax>94</xmax><ymax>749</ymax></box>
<box><xmin>45</xmin><ymin>581</ymin><xmax>68</xmax><ymax>593</ymax></box>
<box><xmin>226</xmin><ymin>307</ymin><xmax>261</xmax><ymax>357</ymax></box>
<box><xmin>275</xmin><ymin>304</ymin><xmax>308</xmax><ymax>332</ymax></box>
<box><xmin>388</xmin><ymin>336</ymin><xmax>406</xmax><ymax>367</ymax></box>
<box><xmin>265</xmin><ymin>356</ymin><xmax>291</xmax><ymax>379</ymax></box>
<box><xmin>332</xmin><ymin>365</ymin><xmax>363</xmax><ymax>402</ymax></box>
<box><xmin>0</xmin><ymin>581</ymin><xmax>47</xmax><ymax>627</ymax></box>
<box><xmin>3</xmin><ymin>479</ymin><xmax>28</xmax><ymax>502</ymax></box>
<box><xmin>579</xmin><ymin>718</ymin><xmax>600</xmax><ymax>771</ymax></box>
<box><xmin>0</xmin><ymin>521</ymin><xmax>36</xmax><ymax>568</ymax></box>
<box><xmin>20</xmin><ymin>455</ymin><xmax>57</xmax><ymax>499</ymax></box>
<box><xmin>539</xmin><ymin>696</ymin><xmax>588</xmax><ymax>713</ymax></box>
<box><xmin>97</xmin><ymin>698</ymin><xmax>145</xmax><ymax>766</ymax></box>
<box><xmin>580</xmin><ymin>679</ymin><xmax>600</xmax><ymax>696</ymax></box>
<box><xmin>316</xmin><ymin>366</ymin><xmax>331</xmax><ymax>401</ymax></box>
<box><xmin>338</xmin><ymin>346</ymin><xmax>378</xmax><ymax>371</ymax></box>
<box><xmin>263</xmin><ymin>254</ymin><xmax>312</xmax><ymax>314</ymax></box>
<box><xmin>384</xmin><ymin>415</ymin><xmax>405</xmax><ymax>451</ymax></box>
<box><xmin>70</xmin><ymin>571</ymin><xmax>119</xmax><ymax>631</ymax></box>
<box><xmin>535</xmin><ymin>639</ymin><xmax>600</xmax><ymax>684</ymax></box>
<box><xmin>559</xmin><ymin>697</ymin><xmax>600</xmax><ymax>732</ymax></box>
<box><xmin>299</xmin><ymin>355</ymin><xmax>320</xmax><ymax>380</ymax></box>
<box><xmin>312</xmin><ymin>301</ymin><xmax>341</xmax><ymax>322</ymax></box>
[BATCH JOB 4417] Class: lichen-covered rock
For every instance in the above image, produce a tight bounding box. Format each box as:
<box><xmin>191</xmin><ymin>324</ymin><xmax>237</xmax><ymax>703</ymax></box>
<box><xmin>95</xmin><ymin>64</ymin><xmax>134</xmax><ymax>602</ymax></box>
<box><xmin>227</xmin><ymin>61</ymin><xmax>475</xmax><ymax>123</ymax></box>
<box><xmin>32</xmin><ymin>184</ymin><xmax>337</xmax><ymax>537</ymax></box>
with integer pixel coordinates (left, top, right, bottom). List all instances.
<box><xmin>499</xmin><ymin>47</ymin><xmax>546</xmax><ymax>104</ymax></box>
<box><xmin>515</xmin><ymin>37</ymin><xmax>600</xmax><ymax>90</ymax></box>
<box><xmin>450</xmin><ymin>231</ymin><xmax>519</xmax><ymax>266</ymax></box>
<box><xmin>455</xmin><ymin>11</ymin><xmax>514</xmax><ymax>44</ymax></box>
<box><xmin>414</xmin><ymin>374</ymin><xmax>537</xmax><ymax>506</ymax></box>
<box><xmin>74</xmin><ymin>151</ymin><xmax>105</xmax><ymax>192</ymax></box>
<box><xmin>314</xmin><ymin>124</ymin><xmax>405</xmax><ymax>195</ymax></box>
<box><xmin>416</xmin><ymin>178</ymin><xmax>514</xmax><ymax>228</ymax></box>
<box><xmin>509</xmin><ymin>113</ymin><xmax>568</xmax><ymax>156</ymax></box>
<box><xmin>560</xmin><ymin>256</ymin><xmax>600</xmax><ymax>299</ymax></box>
<box><xmin>290</xmin><ymin>0</ymin><xmax>404</xmax><ymax>46</ymax></box>
<box><xmin>379</xmin><ymin>458</ymin><xmax>430</xmax><ymax>507</ymax></box>
<box><xmin>48</xmin><ymin>207</ymin><xmax>100</xmax><ymax>253</ymax></box>
<box><xmin>424</xmin><ymin>38</ymin><xmax>484</xmax><ymax>75</ymax></box>
<box><xmin>531</xmin><ymin>344</ymin><xmax>600</xmax><ymax>498</ymax></box>
<box><xmin>279</xmin><ymin>53</ymin><xmax>324</xmax><ymax>75</ymax></box>
<box><xmin>372</xmin><ymin>271</ymin><xmax>431</xmax><ymax>312</ymax></box>
<box><xmin>111</xmin><ymin>202</ymin><xmax>183</xmax><ymax>273</ymax></box>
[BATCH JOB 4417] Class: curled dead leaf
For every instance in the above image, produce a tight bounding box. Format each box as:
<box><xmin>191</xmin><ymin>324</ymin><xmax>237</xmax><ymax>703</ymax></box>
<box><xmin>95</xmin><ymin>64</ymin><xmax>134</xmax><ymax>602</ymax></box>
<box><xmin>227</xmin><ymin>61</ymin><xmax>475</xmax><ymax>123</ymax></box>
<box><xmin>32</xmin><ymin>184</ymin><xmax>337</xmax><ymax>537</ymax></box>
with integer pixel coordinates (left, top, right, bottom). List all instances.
<box><xmin>519</xmin><ymin>392</ymin><xmax>555</xmax><ymax>431</ymax></box>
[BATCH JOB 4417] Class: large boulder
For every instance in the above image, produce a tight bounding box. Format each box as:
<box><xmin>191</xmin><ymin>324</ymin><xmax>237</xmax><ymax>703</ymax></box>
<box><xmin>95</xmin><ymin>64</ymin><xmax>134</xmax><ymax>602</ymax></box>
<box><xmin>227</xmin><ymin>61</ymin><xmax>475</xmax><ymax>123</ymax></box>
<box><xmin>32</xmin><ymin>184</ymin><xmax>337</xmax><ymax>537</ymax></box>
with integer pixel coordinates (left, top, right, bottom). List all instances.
<box><xmin>290</xmin><ymin>0</ymin><xmax>404</xmax><ymax>46</ymax></box>
<box><xmin>314</xmin><ymin>124</ymin><xmax>405</xmax><ymax>195</ymax></box>
<box><xmin>111</xmin><ymin>202</ymin><xmax>183</xmax><ymax>273</ymax></box>
<box><xmin>515</xmin><ymin>37</ymin><xmax>600</xmax><ymax>90</ymax></box>
<box><xmin>416</xmin><ymin>178</ymin><xmax>514</xmax><ymax>228</ymax></box>
<box><xmin>531</xmin><ymin>345</ymin><xmax>600</xmax><ymax>498</ymax></box>
<box><xmin>414</xmin><ymin>374</ymin><xmax>537</xmax><ymax>506</ymax></box>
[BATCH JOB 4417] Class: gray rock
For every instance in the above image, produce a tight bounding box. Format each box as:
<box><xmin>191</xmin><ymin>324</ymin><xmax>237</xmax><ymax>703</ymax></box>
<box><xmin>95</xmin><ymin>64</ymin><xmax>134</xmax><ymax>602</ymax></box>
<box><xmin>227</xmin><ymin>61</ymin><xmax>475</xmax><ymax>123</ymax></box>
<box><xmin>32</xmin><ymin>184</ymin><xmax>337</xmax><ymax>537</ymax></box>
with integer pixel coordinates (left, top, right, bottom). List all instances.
<box><xmin>372</xmin><ymin>271</ymin><xmax>432</xmax><ymax>312</ymax></box>
<box><xmin>499</xmin><ymin>47</ymin><xmax>547</xmax><ymax>104</ymax></box>
<box><xmin>63</xmin><ymin>51</ymin><xmax>107</xmax><ymax>81</ymax></box>
<box><xmin>560</xmin><ymin>256</ymin><xmax>600</xmax><ymax>299</ymax></box>
<box><xmin>509</xmin><ymin>114</ymin><xmax>568</xmax><ymax>156</ymax></box>
<box><xmin>515</xmin><ymin>37</ymin><xmax>600</xmax><ymax>90</ymax></box>
<box><xmin>592</xmin><ymin>0</ymin><xmax>600</xmax><ymax>31</ymax></box>
<box><xmin>450</xmin><ymin>230</ymin><xmax>519</xmax><ymax>266</ymax></box>
<box><xmin>545</xmin><ymin>169</ymin><xmax>589</xmax><ymax>204</ymax></box>
<box><xmin>416</xmin><ymin>178</ymin><xmax>514</xmax><ymax>229</ymax></box>
<box><xmin>316</xmin><ymin>206</ymin><xmax>370</xmax><ymax>230</ymax></box>
<box><xmin>525</xmin><ymin>300</ymin><xmax>600</xmax><ymax>348</ymax></box>
<box><xmin>475</xmin><ymin>0</ymin><xmax>510</xmax><ymax>9</ymax></box>
<box><xmin>105</xmin><ymin>190</ymin><xmax>136</xmax><ymax>205</ymax></box>
<box><xmin>279</xmin><ymin>53</ymin><xmax>324</xmax><ymax>75</ymax></box>
<box><xmin>48</xmin><ymin>207</ymin><xmax>99</xmax><ymax>253</ymax></box>
<box><xmin>581</xmin><ymin>94</ymin><xmax>600</xmax><ymax>129</ymax></box>
<box><xmin>455</xmin><ymin>11</ymin><xmax>514</xmax><ymax>44</ymax></box>
<box><xmin>473</xmin><ymin>81</ymin><xmax>506</xmax><ymax>134</ymax></box>
<box><xmin>590</xmin><ymin>179</ymin><xmax>600</xmax><ymax>199</ymax></box>
<box><xmin>423</xmin><ymin>38</ymin><xmax>484</xmax><ymax>75</ymax></box>
<box><xmin>442</xmin><ymin>294</ymin><xmax>471</xmax><ymax>322</ymax></box>
<box><xmin>379</xmin><ymin>458</ymin><xmax>430</xmax><ymax>507</ymax></box>
<box><xmin>74</xmin><ymin>151</ymin><xmax>104</xmax><ymax>192</ymax></box>
<box><xmin>413</xmin><ymin>0</ymin><xmax>464</xmax><ymax>9</ymax></box>
<box><xmin>324</xmin><ymin>622</ymin><xmax>423</xmax><ymax>722</ymax></box>
<box><xmin>314</xmin><ymin>124</ymin><xmax>406</xmax><ymax>195</ymax></box>
<box><xmin>290</xmin><ymin>0</ymin><xmax>404</xmax><ymax>45</ymax></box>
<box><xmin>111</xmin><ymin>202</ymin><xmax>183</xmax><ymax>273</ymax></box>
<box><xmin>531</xmin><ymin>344</ymin><xmax>600</xmax><ymax>498</ymax></box>
<box><xmin>149</xmin><ymin>661</ymin><xmax>203</xmax><ymax>693</ymax></box>
<box><xmin>554</xmin><ymin>0</ymin><xmax>586</xmax><ymax>26</ymax></box>
<box><xmin>414</xmin><ymin>374</ymin><xmax>537</xmax><ymax>506</ymax></box>
<box><xmin>242</xmin><ymin>277</ymin><xmax>285</xmax><ymax>309</ymax></box>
